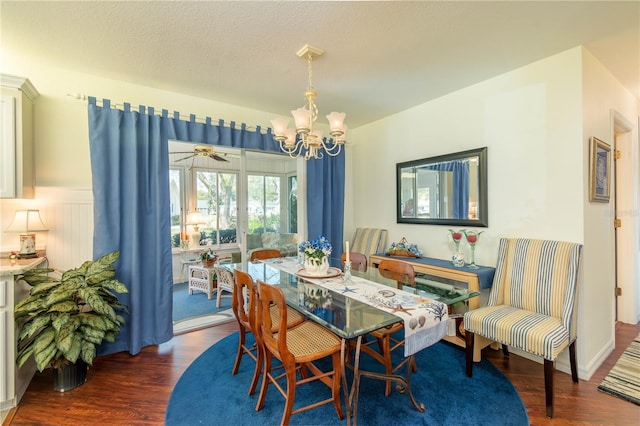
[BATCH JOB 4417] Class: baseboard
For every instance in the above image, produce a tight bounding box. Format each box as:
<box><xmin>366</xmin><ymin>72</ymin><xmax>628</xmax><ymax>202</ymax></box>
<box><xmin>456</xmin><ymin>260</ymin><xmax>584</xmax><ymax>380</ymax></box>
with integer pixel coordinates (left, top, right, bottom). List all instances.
<box><xmin>508</xmin><ymin>336</ymin><xmax>615</xmax><ymax>381</ymax></box>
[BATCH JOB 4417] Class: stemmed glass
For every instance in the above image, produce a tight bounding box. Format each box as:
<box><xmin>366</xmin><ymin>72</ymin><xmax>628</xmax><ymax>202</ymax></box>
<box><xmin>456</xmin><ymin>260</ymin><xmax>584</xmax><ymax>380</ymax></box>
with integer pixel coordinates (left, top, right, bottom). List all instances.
<box><xmin>449</xmin><ymin>229</ymin><xmax>464</xmax><ymax>267</ymax></box>
<box><xmin>462</xmin><ymin>230</ymin><xmax>484</xmax><ymax>269</ymax></box>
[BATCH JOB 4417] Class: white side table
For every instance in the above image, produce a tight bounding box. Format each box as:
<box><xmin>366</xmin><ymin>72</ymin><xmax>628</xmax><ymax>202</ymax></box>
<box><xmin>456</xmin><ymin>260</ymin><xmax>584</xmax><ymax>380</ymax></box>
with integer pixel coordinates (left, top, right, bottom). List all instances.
<box><xmin>188</xmin><ymin>265</ymin><xmax>217</xmax><ymax>300</ymax></box>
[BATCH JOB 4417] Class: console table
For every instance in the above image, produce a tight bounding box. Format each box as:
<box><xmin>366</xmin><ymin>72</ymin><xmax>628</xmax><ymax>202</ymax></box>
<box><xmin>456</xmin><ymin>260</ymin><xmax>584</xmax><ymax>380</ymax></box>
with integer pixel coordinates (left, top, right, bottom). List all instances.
<box><xmin>370</xmin><ymin>254</ymin><xmax>495</xmax><ymax>360</ymax></box>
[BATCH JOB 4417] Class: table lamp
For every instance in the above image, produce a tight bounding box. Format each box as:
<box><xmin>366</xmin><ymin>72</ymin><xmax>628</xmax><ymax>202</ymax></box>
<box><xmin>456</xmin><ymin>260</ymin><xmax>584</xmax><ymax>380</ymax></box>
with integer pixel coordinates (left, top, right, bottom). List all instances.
<box><xmin>186</xmin><ymin>211</ymin><xmax>207</xmax><ymax>249</ymax></box>
<box><xmin>6</xmin><ymin>209</ymin><xmax>48</xmax><ymax>258</ymax></box>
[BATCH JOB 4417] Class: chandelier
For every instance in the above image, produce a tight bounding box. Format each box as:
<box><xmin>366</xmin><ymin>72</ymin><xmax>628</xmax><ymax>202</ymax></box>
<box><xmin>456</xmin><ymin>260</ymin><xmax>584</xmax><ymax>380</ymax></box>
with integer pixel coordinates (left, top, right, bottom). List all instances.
<box><xmin>270</xmin><ymin>44</ymin><xmax>347</xmax><ymax>160</ymax></box>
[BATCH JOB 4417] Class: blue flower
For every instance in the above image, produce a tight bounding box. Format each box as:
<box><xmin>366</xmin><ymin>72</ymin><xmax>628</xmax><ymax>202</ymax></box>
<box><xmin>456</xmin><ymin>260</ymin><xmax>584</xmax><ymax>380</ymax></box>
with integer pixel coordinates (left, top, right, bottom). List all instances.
<box><xmin>299</xmin><ymin>235</ymin><xmax>332</xmax><ymax>261</ymax></box>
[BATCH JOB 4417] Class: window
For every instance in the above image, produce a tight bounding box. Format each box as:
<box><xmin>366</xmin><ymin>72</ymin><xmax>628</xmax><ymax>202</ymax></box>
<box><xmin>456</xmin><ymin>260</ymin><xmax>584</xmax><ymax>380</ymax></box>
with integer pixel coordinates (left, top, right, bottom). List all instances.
<box><xmin>169</xmin><ymin>168</ymin><xmax>184</xmax><ymax>247</ymax></box>
<box><xmin>288</xmin><ymin>175</ymin><xmax>297</xmax><ymax>233</ymax></box>
<box><xmin>247</xmin><ymin>174</ymin><xmax>280</xmax><ymax>233</ymax></box>
<box><xmin>194</xmin><ymin>169</ymin><xmax>238</xmax><ymax>245</ymax></box>
<box><xmin>169</xmin><ymin>144</ymin><xmax>298</xmax><ymax>250</ymax></box>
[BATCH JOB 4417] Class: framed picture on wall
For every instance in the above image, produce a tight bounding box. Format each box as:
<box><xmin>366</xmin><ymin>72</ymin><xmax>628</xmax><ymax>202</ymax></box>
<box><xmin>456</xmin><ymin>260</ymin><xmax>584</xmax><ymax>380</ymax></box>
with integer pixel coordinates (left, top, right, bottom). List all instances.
<box><xmin>589</xmin><ymin>137</ymin><xmax>611</xmax><ymax>203</ymax></box>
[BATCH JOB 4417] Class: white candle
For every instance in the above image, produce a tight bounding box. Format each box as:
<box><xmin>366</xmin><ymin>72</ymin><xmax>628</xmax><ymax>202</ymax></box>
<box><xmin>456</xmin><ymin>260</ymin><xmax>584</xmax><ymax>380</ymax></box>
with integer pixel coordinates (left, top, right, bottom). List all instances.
<box><xmin>345</xmin><ymin>241</ymin><xmax>350</xmax><ymax>262</ymax></box>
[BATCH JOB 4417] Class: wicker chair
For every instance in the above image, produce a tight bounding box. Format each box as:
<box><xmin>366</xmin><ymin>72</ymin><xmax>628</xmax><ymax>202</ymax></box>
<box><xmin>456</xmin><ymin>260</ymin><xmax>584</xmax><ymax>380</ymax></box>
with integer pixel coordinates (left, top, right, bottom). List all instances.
<box><xmin>340</xmin><ymin>251</ymin><xmax>368</xmax><ymax>272</ymax></box>
<box><xmin>255</xmin><ymin>280</ymin><xmax>344</xmax><ymax>425</ymax></box>
<box><xmin>231</xmin><ymin>269</ymin><xmax>304</xmax><ymax>396</ymax></box>
<box><xmin>212</xmin><ymin>266</ymin><xmax>234</xmax><ymax>309</ymax></box>
<box><xmin>250</xmin><ymin>248</ymin><xmax>282</xmax><ymax>262</ymax></box>
<box><xmin>358</xmin><ymin>259</ymin><xmax>416</xmax><ymax>396</ymax></box>
<box><xmin>464</xmin><ymin>238</ymin><xmax>583</xmax><ymax>418</ymax></box>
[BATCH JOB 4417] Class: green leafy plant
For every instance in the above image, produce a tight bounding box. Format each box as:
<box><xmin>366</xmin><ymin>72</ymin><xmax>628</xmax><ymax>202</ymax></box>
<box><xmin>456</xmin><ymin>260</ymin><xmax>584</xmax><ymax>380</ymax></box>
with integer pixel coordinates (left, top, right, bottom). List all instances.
<box><xmin>14</xmin><ymin>250</ymin><xmax>128</xmax><ymax>372</ymax></box>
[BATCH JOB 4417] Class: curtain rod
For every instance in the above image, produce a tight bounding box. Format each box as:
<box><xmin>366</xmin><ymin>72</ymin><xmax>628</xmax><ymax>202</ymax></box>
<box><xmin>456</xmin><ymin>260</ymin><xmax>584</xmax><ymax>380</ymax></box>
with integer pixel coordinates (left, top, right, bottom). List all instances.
<box><xmin>67</xmin><ymin>93</ymin><xmax>268</xmax><ymax>134</ymax></box>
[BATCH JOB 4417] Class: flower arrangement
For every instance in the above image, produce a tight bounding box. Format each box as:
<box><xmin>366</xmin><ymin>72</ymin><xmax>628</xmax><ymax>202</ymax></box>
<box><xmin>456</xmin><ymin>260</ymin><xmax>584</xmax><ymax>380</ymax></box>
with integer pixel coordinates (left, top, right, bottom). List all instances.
<box><xmin>299</xmin><ymin>235</ymin><xmax>332</xmax><ymax>265</ymax></box>
<box><xmin>200</xmin><ymin>248</ymin><xmax>218</xmax><ymax>265</ymax></box>
<box><xmin>385</xmin><ymin>237</ymin><xmax>423</xmax><ymax>258</ymax></box>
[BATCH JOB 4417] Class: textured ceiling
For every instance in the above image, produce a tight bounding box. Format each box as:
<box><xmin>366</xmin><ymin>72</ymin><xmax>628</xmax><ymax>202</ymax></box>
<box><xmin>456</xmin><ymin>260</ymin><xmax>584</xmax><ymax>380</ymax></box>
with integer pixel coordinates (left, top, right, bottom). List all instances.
<box><xmin>1</xmin><ymin>1</ymin><xmax>638</xmax><ymax>128</ymax></box>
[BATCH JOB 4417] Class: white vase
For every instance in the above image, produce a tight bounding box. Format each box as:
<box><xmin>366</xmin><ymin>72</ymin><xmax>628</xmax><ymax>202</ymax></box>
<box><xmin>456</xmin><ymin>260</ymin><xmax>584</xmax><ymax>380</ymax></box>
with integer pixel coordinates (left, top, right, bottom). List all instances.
<box><xmin>452</xmin><ymin>251</ymin><xmax>465</xmax><ymax>267</ymax></box>
<box><xmin>304</xmin><ymin>256</ymin><xmax>330</xmax><ymax>276</ymax></box>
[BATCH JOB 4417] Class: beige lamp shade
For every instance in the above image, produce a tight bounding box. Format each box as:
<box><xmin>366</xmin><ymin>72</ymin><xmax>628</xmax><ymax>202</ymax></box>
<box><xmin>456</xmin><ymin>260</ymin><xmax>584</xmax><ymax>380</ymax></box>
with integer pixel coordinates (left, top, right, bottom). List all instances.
<box><xmin>6</xmin><ymin>209</ymin><xmax>48</xmax><ymax>257</ymax></box>
<box><xmin>185</xmin><ymin>211</ymin><xmax>207</xmax><ymax>249</ymax></box>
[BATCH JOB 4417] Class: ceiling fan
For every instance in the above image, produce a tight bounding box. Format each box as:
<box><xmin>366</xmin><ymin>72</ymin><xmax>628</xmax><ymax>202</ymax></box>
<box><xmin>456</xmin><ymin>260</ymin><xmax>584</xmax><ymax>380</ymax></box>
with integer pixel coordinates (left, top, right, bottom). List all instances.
<box><xmin>170</xmin><ymin>145</ymin><xmax>235</xmax><ymax>163</ymax></box>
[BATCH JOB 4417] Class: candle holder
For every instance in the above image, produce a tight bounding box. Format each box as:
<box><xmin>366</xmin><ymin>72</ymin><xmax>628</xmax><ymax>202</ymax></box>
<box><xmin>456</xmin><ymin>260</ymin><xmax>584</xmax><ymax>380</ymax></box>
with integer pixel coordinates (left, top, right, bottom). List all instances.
<box><xmin>343</xmin><ymin>260</ymin><xmax>352</xmax><ymax>282</ymax></box>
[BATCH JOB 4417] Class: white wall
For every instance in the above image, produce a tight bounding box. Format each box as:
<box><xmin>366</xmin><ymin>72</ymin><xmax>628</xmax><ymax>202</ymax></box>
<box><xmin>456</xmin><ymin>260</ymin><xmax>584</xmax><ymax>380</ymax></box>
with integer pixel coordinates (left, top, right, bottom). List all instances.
<box><xmin>582</xmin><ymin>49</ymin><xmax>639</xmax><ymax>336</ymax></box>
<box><xmin>347</xmin><ymin>46</ymin><xmax>639</xmax><ymax>379</ymax></box>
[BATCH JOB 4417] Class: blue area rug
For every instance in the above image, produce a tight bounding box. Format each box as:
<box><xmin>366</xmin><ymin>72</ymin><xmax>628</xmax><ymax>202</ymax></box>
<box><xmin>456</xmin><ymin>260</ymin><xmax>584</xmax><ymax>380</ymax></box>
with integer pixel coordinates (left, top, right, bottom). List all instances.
<box><xmin>172</xmin><ymin>282</ymin><xmax>232</xmax><ymax>322</ymax></box>
<box><xmin>166</xmin><ymin>333</ymin><xmax>529</xmax><ymax>425</ymax></box>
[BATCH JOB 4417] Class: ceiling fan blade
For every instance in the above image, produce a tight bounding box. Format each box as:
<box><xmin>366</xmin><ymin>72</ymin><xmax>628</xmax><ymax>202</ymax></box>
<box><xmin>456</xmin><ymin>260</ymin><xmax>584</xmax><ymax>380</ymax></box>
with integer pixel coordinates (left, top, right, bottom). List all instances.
<box><xmin>175</xmin><ymin>154</ymin><xmax>195</xmax><ymax>162</ymax></box>
<box><xmin>211</xmin><ymin>154</ymin><xmax>229</xmax><ymax>162</ymax></box>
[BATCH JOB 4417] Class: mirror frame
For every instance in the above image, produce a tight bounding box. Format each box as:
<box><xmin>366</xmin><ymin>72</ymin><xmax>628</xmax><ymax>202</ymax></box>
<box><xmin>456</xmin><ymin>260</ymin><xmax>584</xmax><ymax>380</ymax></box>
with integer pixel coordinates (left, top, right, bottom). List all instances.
<box><xmin>396</xmin><ymin>147</ymin><xmax>488</xmax><ymax>227</ymax></box>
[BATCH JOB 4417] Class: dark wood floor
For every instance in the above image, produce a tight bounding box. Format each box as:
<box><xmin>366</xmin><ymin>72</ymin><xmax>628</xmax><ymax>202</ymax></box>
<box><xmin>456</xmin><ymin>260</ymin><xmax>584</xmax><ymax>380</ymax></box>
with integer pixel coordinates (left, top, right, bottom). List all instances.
<box><xmin>5</xmin><ymin>321</ymin><xmax>640</xmax><ymax>426</ymax></box>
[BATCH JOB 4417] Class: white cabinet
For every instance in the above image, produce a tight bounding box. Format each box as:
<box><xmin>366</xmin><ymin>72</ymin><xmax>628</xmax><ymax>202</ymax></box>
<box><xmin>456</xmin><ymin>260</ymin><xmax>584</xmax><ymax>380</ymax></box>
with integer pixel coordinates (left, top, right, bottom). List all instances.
<box><xmin>1</xmin><ymin>74</ymin><xmax>39</xmax><ymax>199</ymax></box>
<box><xmin>0</xmin><ymin>258</ymin><xmax>44</xmax><ymax>423</ymax></box>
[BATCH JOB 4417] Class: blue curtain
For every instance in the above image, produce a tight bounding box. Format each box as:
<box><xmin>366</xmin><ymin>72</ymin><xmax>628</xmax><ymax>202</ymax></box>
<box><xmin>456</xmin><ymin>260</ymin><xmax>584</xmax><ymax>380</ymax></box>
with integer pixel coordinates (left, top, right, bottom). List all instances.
<box><xmin>88</xmin><ymin>97</ymin><xmax>345</xmax><ymax>355</ymax></box>
<box><xmin>306</xmin><ymin>152</ymin><xmax>345</xmax><ymax>268</ymax></box>
<box><xmin>426</xmin><ymin>160</ymin><xmax>470</xmax><ymax>219</ymax></box>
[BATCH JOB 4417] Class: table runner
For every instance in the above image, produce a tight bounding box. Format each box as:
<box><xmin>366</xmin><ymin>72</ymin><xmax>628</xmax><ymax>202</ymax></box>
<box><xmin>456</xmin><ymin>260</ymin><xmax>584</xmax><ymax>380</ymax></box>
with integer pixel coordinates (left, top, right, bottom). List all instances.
<box><xmin>262</xmin><ymin>257</ymin><xmax>448</xmax><ymax>356</ymax></box>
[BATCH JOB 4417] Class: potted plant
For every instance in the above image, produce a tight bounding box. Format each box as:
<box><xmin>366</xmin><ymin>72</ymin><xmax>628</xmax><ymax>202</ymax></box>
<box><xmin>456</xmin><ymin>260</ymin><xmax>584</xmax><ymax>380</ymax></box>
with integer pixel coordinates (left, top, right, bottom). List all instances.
<box><xmin>14</xmin><ymin>250</ymin><xmax>128</xmax><ymax>391</ymax></box>
<box><xmin>200</xmin><ymin>248</ymin><xmax>217</xmax><ymax>268</ymax></box>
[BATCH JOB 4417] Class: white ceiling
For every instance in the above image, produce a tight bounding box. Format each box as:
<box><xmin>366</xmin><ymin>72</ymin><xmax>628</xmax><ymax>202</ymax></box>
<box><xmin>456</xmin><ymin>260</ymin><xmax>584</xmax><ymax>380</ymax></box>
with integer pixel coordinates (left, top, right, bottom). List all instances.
<box><xmin>2</xmin><ymin>1</ymin><xmax>638</xmax><ymax>129</ymax></box>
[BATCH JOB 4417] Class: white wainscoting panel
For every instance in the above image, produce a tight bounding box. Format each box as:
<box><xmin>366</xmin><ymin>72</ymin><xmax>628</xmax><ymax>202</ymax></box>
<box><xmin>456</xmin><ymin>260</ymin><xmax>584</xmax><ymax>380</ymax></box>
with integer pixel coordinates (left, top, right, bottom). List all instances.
<box><xmin>36</xmin><ymin>187</ymin><xmax>94</xmax><ymax>271</ymax></box>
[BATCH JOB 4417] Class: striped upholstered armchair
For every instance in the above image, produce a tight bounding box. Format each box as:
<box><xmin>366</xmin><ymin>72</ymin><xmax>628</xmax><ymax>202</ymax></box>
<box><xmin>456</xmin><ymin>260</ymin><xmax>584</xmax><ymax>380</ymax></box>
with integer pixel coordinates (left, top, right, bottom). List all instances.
<box><xmin>464</xmin><ymin>238</ymin><xmax>583</xmax><ymax>418</ymax></box>
<box><xmin>350</xmin><ymin>228</ymin><xmax>387</xmax><ymax>265</ymax></box>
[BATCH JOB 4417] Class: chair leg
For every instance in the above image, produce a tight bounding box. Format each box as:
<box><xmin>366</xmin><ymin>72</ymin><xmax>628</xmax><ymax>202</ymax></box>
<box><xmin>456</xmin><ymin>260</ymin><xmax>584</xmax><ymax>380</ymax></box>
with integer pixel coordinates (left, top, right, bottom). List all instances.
<box><xmin>281</xmin><ymin>363</ymin><xmax>297</xmax><ymax>426</ymax></box>
<box><xmin>569</xmin><ymin>340</ymin><xmax>579</xmax><ymax>383</ymax></box>
<box><xmin>232</xmin><ymin>326</ymin><xmax>246</xmax><ymax>375</ymax></box>
<box><xmin>256</xmin><ymin>352</ymin><xmax>272</xmax><ymax>412</ymax></box>
<box><xmin>380</xmin><ymin>334</ymin><xmax>393</xmax><ymax>397</ymax></box>
<box><xmin>248</xmin><ymin>339</ymin><xmax>263</xmax><ymax>396</ymax></box>
<box><xmin>544</xmin><ymin>359</ymin><xmax>554</xmax><ymax>418</ymax></box>
<box><xmin>502</xmin><ymin>344</ymin><xmax>510</xmax><ymax>358</ymax></box>
<box><xmin>331</xmin><ymin>351</ymin><xmax>345</xmax><ymax>420</ymax></box>
<box><xmin>465</xmin><ymin>330</ymin><xmax>474</xmax><ymax>377</ymax></box>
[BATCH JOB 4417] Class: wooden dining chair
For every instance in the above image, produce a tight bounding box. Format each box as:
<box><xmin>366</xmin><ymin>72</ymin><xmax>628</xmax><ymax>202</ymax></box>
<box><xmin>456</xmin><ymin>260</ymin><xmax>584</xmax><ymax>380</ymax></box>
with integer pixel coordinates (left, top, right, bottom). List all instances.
<box><xmin>358</xmin><ymin>258</ymin><xmax>416</xmax><ymax>396</ymax></box>
<box><xmin>255</xmin><ymin>280</ymin><xmax>344</xmax><ymax>425</ymax></box>
<box><xmin>250</xmin><ymin>248</ymin><xmax>282</xmax><ymax>262</ymax></box>
<box><xmin>378</xmin><ymin>258</ymin><xmax>415</xmax><ymax>288</ymax></box>
<box><xmin>231</xmin><ymin>269</ymin><xmax>304</xmax><ymax>396</ymax></box>
<box><xmin>340</xmin><ymin>251</ymin><xmax>368</xmax><ymax>272</ymax></box>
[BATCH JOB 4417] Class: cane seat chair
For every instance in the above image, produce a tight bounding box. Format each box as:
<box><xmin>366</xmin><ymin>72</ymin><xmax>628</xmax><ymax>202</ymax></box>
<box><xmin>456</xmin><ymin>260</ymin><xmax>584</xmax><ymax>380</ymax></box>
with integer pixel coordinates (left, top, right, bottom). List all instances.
<box><xmin>255</xmin><ymin>280</ymin><xmax>344</xmax><ymax>425</ymax></box>
<box><xmin>250</xmin><ymin>248</ymin><xmax>282</xmax><ymax>262</ymax></box>
<box><xmin>231</xmin><ymin>269</ymin><xmax>304</xmax><ymax>396</ymax></box>
<box><xmin>358</xmin><ymin>259</ymin><xmax>416</xmax><ymax>396</ymax></box>
<box><xmin>464</xmin><ymin>238</ymin><xmax>583</xmax><ymax>418</ymax></box>
<box><xmin>340</xmin><ymin>251</ymin><xmax>368</xmax><ymax>272</ymax></box>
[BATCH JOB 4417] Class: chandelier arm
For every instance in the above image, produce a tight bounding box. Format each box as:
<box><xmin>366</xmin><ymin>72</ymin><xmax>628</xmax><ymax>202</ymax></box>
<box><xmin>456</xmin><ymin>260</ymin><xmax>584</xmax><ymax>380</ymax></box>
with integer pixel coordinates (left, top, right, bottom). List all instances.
<box><xmin>320</xmin><ymin>139</ymin><xmax>343</xmax><ymax>157</ymax></box>
<box><xmin>279</xmin><ymin>139</ymin><xmax>306</xmax><ymax>158</ymax></box>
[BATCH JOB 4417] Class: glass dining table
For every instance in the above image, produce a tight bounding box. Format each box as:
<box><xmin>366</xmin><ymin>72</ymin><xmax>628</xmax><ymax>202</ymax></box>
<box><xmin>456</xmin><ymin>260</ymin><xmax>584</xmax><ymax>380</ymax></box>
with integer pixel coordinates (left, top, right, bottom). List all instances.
<box><xmin>226</xmin><ymin>257</ymin><xmax>476</xmax><ymax>425</ymax></box>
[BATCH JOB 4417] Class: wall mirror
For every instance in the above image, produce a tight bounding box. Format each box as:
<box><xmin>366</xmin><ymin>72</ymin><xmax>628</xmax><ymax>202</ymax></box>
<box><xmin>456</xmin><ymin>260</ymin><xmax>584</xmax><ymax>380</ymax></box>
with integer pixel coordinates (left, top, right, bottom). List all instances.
<box><xmin>396</xmin><ymin>147</ymin><xmax>488</xmax><ymax>227</ymax></box>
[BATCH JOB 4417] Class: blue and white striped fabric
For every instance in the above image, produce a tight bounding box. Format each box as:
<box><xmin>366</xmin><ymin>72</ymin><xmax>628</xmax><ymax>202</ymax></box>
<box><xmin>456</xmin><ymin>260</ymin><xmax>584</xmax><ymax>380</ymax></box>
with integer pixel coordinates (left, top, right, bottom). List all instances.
<box><xmin>464</xmin><ymin>238</ymin><xmax>582</xmax><ymax>360</ymax></box>
<box><xmin>351</xmin><ymin>228</ymin><xmax>388</xmax><ymax>259</ymax></box>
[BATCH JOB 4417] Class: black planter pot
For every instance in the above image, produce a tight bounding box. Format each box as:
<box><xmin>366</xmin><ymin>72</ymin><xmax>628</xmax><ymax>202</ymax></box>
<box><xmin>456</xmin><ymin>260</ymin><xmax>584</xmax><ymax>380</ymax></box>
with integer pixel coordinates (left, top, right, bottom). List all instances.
<box><xmin>53</xmin><ymin>359</ymin><xmax>88</xmax><ymax>392</ymax></box>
